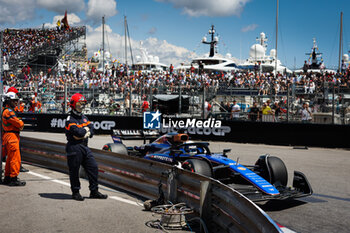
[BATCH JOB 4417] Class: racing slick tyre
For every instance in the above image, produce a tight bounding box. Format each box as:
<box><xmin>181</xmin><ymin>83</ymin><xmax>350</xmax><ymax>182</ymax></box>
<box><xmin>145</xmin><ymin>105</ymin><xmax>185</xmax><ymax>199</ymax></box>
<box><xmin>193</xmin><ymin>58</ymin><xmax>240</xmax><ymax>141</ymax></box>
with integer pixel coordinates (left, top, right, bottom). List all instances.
<box><xmin>102</xmin><ymin>143</ymin><xmax>128</xmax><ymax>155</ymax></box>
<box><xmin>255</xmin><ymin>155</ymin><xmax>288</xmax><ymax>187</ymax></box>
<box><xmin>182</xmin><ymin>159</ymin><xmax>213</xmax><ymax>177</ymax></box>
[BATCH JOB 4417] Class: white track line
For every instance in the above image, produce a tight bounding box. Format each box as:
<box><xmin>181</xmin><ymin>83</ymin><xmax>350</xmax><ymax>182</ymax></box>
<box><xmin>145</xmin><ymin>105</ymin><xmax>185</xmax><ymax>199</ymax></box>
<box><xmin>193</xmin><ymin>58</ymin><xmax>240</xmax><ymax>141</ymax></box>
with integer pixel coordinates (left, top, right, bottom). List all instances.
<box><xmin>28</xmin><ymin>171</ymin><xmax>71</xmax><ymax>186</ymax></box>
<box><xmin>28</xmin><ymin>171</ymin><xmax>139</xmax><ymax>206</ymax></box>
<box><xmin>109</xmin><ymin>196</ymin><xmax>139</xmax><ymax>206</ymax></box>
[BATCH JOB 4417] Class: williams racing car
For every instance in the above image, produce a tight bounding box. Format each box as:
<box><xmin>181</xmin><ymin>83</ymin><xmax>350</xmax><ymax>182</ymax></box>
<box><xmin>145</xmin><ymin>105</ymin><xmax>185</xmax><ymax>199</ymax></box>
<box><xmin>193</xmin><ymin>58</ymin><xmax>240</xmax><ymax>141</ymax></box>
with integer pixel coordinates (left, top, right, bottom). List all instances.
<box><xmin>103</xmin><ymin>130</ymin><xmax>313</xmax><ymax>202</ymax></box>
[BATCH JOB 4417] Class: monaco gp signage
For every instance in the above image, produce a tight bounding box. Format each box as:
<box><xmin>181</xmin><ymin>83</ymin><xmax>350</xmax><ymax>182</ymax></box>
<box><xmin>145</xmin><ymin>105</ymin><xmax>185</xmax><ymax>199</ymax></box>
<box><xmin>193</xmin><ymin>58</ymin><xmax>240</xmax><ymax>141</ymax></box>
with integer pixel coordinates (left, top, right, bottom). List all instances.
<box><xmin>25</xmin><ymin>113</ymin><xmax>142</xmax><ymax>134</ymax></box>
<box><xmin>50</xmin><ymin>118</ymin><xmax>116</xmax><ymax>130</ymax></box>
<box><xmin>21</xmin><ymin>113</ymin><xmax>232</xmax><ymax>139</ymax></box>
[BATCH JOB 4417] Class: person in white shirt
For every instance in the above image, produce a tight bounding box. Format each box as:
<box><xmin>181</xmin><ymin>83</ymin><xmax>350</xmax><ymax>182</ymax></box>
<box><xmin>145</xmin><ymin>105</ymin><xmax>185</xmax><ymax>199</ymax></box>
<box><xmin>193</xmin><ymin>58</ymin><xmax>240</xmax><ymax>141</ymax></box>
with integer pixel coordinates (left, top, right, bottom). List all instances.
<box><xmin>230</xmin><ymin>100</ymin><xmax>240</xmax><ymax>119</ymax></box>
<box><xmin>301</xmin><ymin>102</ymin><xmax>312</xmax><ymax>123</ymax></box>
<box><xmin>204</xmin><ymin>100</ymin><xmax>212</xmax><ymax>119</ymax></box>
<box><xmin>309</xmin><ymin>81</ymin><xmax>315</xmax><ymax>94</ymax></box>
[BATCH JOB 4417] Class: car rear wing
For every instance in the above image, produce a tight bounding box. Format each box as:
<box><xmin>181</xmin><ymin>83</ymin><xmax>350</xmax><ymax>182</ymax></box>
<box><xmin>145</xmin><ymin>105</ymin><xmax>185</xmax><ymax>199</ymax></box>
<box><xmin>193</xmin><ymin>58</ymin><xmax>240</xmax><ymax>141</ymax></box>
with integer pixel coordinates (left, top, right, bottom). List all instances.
<box><xmin>112</xmin><ymin>129</ymin><xmax>160</xmax><ymax>144</ymax></box>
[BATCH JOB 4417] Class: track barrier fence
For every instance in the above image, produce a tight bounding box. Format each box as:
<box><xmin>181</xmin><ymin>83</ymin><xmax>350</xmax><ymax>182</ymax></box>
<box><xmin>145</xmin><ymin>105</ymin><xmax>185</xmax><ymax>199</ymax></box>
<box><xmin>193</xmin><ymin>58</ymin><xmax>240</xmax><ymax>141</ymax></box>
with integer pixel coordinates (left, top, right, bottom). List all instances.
<box><xmin>20</xmin><ymin>136</ymin><xmax>282</xmax><ymax>233</ymax></box>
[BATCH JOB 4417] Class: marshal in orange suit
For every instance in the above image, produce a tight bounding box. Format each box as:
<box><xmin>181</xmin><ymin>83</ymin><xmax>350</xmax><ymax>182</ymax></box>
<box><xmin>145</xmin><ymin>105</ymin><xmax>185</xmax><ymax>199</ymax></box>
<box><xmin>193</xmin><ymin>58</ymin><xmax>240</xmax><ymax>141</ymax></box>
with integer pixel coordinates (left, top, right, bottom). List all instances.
<box><xmin>2</xmin><ymin>92</ymin><xmax>26</xmax><ymax>186</ymax></box>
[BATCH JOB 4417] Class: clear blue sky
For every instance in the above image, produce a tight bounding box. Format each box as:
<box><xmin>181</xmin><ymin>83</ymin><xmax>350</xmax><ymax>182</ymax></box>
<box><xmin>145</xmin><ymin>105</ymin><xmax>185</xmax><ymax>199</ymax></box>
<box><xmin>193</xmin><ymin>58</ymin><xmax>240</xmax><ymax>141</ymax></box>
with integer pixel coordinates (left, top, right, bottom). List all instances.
<box><xmin>1</xmin><ymin>0</ymin><xmax>349</xmax><ymax>69</ymax></box>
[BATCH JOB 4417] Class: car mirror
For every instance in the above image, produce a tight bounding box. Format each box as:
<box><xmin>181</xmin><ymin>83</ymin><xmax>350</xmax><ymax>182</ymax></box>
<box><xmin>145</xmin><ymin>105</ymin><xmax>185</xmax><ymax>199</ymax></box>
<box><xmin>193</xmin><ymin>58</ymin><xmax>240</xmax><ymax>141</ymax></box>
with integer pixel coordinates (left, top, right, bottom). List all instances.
<box><xmin>223</xmin><ymin>149</ymin><xmax>231</xmax><ymax>157</ymax></box>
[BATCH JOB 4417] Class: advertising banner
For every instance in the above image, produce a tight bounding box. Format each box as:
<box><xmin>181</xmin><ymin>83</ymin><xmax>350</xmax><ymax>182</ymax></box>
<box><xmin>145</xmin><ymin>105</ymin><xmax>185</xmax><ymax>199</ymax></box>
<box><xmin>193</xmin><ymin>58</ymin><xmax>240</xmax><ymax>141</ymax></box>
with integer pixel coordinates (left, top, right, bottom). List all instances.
<box><xmin>18</xmin><ymin>113</ymin><xmax>349</xmax><ymax>148</ymax></box>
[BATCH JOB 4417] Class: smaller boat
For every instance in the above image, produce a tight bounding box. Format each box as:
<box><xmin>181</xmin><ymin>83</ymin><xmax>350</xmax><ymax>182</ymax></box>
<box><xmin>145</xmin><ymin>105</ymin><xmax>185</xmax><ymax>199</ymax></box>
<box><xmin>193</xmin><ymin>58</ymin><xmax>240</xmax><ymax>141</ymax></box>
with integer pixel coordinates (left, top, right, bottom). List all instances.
<box><xmin>294</xmin><ymin>38</ymin><xmax>336</xmax><ymax>74</ymax></box>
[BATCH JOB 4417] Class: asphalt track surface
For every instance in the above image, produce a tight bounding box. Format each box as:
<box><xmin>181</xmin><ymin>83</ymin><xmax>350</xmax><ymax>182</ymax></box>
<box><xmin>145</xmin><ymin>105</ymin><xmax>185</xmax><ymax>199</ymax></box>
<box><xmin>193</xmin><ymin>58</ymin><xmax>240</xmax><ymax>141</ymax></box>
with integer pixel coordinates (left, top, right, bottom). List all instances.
<box><xmin>1</xmin><ymin>131</ymin><xmax>349</xmax><ymax>233</ymax></box>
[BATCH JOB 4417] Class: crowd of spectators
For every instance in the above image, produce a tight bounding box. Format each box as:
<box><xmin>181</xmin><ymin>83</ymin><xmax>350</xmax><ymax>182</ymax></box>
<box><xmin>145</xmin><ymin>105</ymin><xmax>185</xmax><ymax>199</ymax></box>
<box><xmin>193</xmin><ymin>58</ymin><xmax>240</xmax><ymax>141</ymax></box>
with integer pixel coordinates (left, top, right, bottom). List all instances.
<box><xmin>1</xmin><ymin>26</ymin><xmax>349</xmax><ymax>97</ymax></box>
<box><xmin>3</xmin><ymin>60</ymin><xmax>350</xmax><ymax>97</ymax></box>
<box><xmin>2</xmin><ymin>62</ymin><xmax>350</xmax><ymax>124</ymax></box>
<box><xmin>1</xmin><ymin>26</ymin><xmax>85</xmax><ymax>65</ymax></box>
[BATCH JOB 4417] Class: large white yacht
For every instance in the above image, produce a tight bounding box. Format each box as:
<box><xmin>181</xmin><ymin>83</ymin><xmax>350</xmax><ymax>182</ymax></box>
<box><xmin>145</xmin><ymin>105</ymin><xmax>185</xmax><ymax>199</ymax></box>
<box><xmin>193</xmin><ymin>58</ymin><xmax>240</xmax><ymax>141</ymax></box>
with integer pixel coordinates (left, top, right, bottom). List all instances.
<box><xmin>91</xmin><ymin>50</ymin><xmax>112</xmax><ymax>72</ymax></box>
<box><xmin>294</xmin><ymin>38</ymin><xmax>336</xmax><ymax>74</ymax></box>
<box><xmin>177</xmin><ymin>25</ymin><xmax>239</xmax><ymax>73</ymax></box>
<box><xmin>239</xmin><ymin>32</ymin><xmax>291</xmax><ymax>75</ymax></box>
<box><xmin>132</xmin><ymin>43</ymin><xmax>168</xmax><ymax>74</ymax></box>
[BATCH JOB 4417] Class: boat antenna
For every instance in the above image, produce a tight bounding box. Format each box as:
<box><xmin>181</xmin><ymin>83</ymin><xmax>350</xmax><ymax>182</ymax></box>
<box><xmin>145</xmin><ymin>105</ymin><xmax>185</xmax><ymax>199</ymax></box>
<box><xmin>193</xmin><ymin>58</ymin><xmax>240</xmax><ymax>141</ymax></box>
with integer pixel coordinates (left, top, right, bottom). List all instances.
<box><xmin>124</xmin><ymin>15</ymin><xmax>128</xmax><ymax>67</ymax></box>
<box><xmin>202</xmin><ymin>25</ymin><xmax>218</xmax><ymax>57</ymax></box>
<box><xmin>275</xmin><ymin>0</ymin><xmax>279</xmax><ymax>77</ymax></box>
<box><xmin>126</xmin><ymin>20</ymin><xmax>134</xmax><ymax>65</ymax></box>
<box><xmin>102</xmin><ymin>15</ymin><xmax>105</xmax><ymax>74</ymax></box>
<box><xmin>106</xmin><ymin>24</ymin><xmax>111</xmax><ymax>55</ymax></box>
<box><xmin>338</xmin><ymin>11</ymin><xmax>343</xmax><ymax>71</ymax></box>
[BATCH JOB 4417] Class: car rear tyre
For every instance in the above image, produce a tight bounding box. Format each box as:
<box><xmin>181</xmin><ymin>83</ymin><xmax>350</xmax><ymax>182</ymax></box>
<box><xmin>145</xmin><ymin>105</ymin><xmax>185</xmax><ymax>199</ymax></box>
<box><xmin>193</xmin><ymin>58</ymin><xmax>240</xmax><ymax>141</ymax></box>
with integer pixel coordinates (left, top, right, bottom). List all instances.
<box><xmin>102</xmin><ymin>143</ymin><xmax>128</xmax><ymax>155</ymax></box>
<box><xmin>255</xmin><ymin>155</ymin><xmax>288</xmax><ymax>187</ymax></box>
<box><xmin>182</xmin><ymin>159</ymin><xmax>212</xmax><ymax>177</ymax></box>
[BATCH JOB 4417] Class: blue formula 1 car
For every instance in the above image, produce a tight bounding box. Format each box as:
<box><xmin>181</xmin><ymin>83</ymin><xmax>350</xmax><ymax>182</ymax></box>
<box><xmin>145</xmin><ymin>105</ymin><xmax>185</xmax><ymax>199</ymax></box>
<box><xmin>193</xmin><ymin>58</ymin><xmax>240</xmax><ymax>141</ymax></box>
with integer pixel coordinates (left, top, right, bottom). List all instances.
<box><xmin>103</xmin><ymin>130</ymin><xmax>313</xmax><ymax>202</ymax></box>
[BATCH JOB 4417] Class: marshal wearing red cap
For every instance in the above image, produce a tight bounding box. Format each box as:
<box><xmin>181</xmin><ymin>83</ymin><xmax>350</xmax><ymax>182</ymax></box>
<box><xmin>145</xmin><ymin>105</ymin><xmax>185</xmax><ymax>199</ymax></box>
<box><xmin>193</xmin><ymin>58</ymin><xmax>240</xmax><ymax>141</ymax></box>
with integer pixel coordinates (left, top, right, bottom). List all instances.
<box><xmin>65</xmin><ymin>93</ymin><xmax>107</xmax><ymax>201</ymax></box>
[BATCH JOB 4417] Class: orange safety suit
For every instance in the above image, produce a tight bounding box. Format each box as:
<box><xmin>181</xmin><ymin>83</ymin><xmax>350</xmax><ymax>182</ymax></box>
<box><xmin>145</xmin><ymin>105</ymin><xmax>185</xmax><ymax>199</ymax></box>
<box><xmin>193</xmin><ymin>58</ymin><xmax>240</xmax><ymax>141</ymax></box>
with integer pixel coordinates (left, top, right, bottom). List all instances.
<box><xmin>14</xmin><ymin>104</ymin><xmax>25</xmax><ymax>113</ymax></box>
<box><xmin>29</xmin><ymin>100</ymin><xmax>42</xmax><ymax>112</ymax></box>
<box><xmin>2</xmin><ymin>107</ymin><xmax>24</xmax><ymax>178</ymax></box>
<box><xmin>141</xmin><ymin>100</ymin><xmax>149</xmax><ymax>113</ymax></box>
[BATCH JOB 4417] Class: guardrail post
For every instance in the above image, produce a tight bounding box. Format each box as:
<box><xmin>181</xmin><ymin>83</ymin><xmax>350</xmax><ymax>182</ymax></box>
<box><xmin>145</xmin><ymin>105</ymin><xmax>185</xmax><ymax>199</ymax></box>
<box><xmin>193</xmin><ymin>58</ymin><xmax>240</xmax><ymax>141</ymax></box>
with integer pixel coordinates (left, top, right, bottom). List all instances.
<box><xmin>167</xmin><ymin>168</ymin><xmax>178</xmax><ymax>203</ymax></box>
<box><xmin>200</xmin><ymin>181</ymin><xmax>212</xmax><ymax>233</ymax></box>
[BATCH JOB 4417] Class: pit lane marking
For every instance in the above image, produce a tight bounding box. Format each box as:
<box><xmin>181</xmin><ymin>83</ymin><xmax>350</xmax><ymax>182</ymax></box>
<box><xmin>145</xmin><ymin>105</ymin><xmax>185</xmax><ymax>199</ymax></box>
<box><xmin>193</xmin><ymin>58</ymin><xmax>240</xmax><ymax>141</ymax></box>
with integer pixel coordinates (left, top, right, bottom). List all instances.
<box><xmin>28</xmin><ymin>171</ymin><xmax>139</xmax><ymax>206</ymax></box>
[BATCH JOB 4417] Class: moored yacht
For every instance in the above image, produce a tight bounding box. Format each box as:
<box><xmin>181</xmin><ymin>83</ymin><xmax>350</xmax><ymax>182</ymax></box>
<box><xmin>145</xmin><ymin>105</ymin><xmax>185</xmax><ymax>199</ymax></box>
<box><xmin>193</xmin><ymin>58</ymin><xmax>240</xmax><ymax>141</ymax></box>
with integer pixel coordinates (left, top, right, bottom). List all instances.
<box><xmin>177</xmin><ymin>25</ymin><xmax>239</xmax><ymax>73</ymax></box>
<box><xmin>132</xmin><ymin>42</ymin><xmax>168</xmax><ymax>74</ymax></box>
<box><xmin>294</xmin><ymin>38</ymin><xmax>336</xmax><ymax>74</ymax></box>
<box><xmin>239</xmin><ymin>32</ymin><xmax>291</xmax><ymax>75</ymax></box>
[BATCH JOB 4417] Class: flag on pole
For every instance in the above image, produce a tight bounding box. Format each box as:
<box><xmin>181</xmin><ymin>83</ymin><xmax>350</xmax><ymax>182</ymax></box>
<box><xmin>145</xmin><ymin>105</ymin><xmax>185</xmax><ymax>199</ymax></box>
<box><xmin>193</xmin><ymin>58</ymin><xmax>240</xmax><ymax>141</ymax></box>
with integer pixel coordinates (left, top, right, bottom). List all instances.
<box><xmin>61</xmin><ymin>10</ymin><xmax>70</xmax><ymax>30</ymax></box>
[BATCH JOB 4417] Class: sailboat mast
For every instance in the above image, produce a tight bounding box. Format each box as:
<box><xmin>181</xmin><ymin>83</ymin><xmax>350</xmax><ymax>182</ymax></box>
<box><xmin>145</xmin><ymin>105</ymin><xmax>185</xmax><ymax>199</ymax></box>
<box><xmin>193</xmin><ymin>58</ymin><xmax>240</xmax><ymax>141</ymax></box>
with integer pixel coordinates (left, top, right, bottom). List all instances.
<box><xmin>124</xmin><ymin>15</ymin><xmax>128</xmax><ymax>67</ymax></box>
<box><xmin>0</xmin><ymin>30</ymin><xmax>3</xmax><ymax>174</ymax></box>
<box><xmin>338</xmin><ymin>12</ymin><xmax>343</xmax><ymax>71</ymax></box>
<box><xmin>126</xmin><ymin>22</ymin><xmax>134</xmax><ymax>65</ymax></box>
<box><xmin>275</xmin><ymin>0</ymin><xmax>279</xmax><ymax>77</ymax></box>
<box><xmin>102</xmin><ymin>16</ymin><xmax>105</xmax><ymax>74</ymax></box>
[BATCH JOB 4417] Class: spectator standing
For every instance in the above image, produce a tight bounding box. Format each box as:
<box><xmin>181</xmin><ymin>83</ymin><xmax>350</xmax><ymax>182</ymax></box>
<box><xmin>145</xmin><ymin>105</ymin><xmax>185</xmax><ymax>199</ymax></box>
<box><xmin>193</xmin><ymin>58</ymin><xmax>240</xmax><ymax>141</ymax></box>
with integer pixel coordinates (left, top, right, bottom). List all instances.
<box><xmin>341</xmin><ymin>60</ymin><xmax>347</xmax><ymax>74</ymax></box>
<box><xmin>141</xmin><ymin>95</ymin><xmax>149</xmax><ymax>113</ymax></box>
<box><xmin>112</xmin><ymin>64</ymin><xmax>116</xmax><ymax>77</ymax></box>
<box><xmin>29</xmin><ymin>95</ymin><xmax>42</xmax><ymax>112</ymax></box>
<box><xmin>272</xmin><ymin>101</ymin><xmax>282</xmax><ymax>122</ymax></box>
<box><xmin>169</xmin><ymin>64</ymin><xmax>174</xmax><ymax>75</ymax></box>
<box><xmin>124</xmin><ymin>94</ymin><xmax>131</xmax><ymax>115</ymax></box>
<box><xmin>230</xmin><ymin>100</ymin><xmax>240</xmax><ymax>119</ymax></box>
<box><xmin>301</xmin><ymin>102</ymin><xmax>313</xmax><ymax>123</ymax></box>
<box><xmin>262</xmin><ymin>100</ymin><xmax>274</xmax><ymax>122</ymax></box>
<box><xmin>248</xmin><ymin>102</ymin><xmax>260</xmax><ymax>122</ymax></box>
<box><xmin>204</xmin><ymin>99</ymin><xmax>212</xmax><ymax>119</ymax></box>
<box><xmin>303</xmin><ymin>60</ymin><xmax>309</xmax><ymax>74</ymax></box>
<box><xmin>190</xmin><ymin>64</ymin><xmax>195</xmax><ymax>74</ymax></box>
<box><xmin>199</xmin><ymin>61</ymin><xmax>204</xmax><ymax>75</ymax></box>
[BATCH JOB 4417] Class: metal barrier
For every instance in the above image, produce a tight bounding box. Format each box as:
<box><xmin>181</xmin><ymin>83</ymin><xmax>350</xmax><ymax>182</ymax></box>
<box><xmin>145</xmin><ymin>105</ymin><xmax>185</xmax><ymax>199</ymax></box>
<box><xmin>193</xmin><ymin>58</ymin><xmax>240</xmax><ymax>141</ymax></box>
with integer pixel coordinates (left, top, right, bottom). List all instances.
<box><xmin>20</xmin><ymin>136</ymin><xmax>281</xmax><ymax>233</ymax></box>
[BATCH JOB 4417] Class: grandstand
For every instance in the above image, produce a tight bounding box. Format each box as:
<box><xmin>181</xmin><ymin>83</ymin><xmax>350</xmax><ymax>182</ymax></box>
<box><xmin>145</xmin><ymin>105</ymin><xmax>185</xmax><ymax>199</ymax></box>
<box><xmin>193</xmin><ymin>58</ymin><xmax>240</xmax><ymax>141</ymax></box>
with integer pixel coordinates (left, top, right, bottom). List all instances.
<box><xmin>2</xmin><ymin>26</ymin><xmax>86</xmax><ymax>74</ymax></box>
